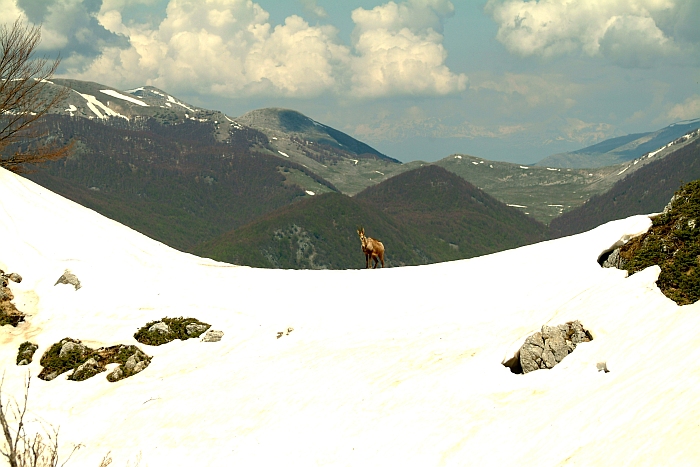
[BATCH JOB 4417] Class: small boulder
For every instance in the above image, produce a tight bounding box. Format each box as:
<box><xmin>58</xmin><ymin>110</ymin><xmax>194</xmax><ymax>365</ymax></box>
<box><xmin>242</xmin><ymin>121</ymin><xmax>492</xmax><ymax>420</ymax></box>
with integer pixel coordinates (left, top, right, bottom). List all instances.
<box><xmin>71</xmin><ymin>358</ymin><xmax>101</xmax><ymax>381</ymax></box>
<box><xmin>106</xmin><ymin>366</ymin><xmax>124</xmax><ymax>382</ymax></box>
<box><xmin>201</xmin><ymin>330</ymin><xmax>224</xmax><ymax>342</ymax></box>
<box><xmin>59</xmin><ymin>341</ymin><xmax>86</xmax><ymax>360</ymax></box>
<box><xmin>185</xmin><ymin>323</ymin><xmax>209</xmax><ymax>337</ymax></box>
<box><xmin>149</xmin><ymin>321</ymin><xmax>171</xmax><ymax>334</ymax></box>
<box><xmin>518</xmin><ymin>321</ymin><xmax>592</xmax><ymax>374</ymax></box>
<box><xmin>54</xmin><ymin>270</ymin><xmax>81</xmax><ymax>290</ymax></box>
<box><xmin>124</xmin><ymin>348</ymin><xmax>150</xmax><ymax>373</ymax></box>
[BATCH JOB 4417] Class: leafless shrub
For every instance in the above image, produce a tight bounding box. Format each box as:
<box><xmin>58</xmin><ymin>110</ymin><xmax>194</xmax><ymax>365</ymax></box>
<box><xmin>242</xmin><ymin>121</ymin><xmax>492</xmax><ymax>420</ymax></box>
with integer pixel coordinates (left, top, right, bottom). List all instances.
<box><xmin>0</xmin><ymin>375</ymin><xmax>80</xmax><ymax>467</ymax></box>
<box><xmin>0</xmin><ymin>18</ymin><xmax>72</xmax><ymax>174</ymax></box>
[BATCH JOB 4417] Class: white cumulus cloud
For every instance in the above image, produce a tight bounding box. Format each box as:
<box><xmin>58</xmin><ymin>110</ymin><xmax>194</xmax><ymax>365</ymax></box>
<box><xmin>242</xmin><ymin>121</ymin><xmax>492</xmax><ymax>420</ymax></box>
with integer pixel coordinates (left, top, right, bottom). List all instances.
<box><xmin>0</xmin><ymin>0</ymin><xmax>27</xmax><ymax>27</ymax></box>
<box><xmin>349</xmin><ymin>0</ymin><xmax>467</xmax><ymax>97</ymax></box>
<box><xmin>71</xmin><ymin>0</ymin><xmax>351</xmax><ymax>98</ymax></box>
<box><xmin>666</xmin><ymin>95</ymin><xmax>700</xmax><ymax>121</ymax></box>
<box><xmin>485</xmin><ymin>0</ymin><xmax>687</xmax><ymax>67</ymax></box>
<box><xmin>19</xmin><ymin>0</ymin><xmax>464</xmax><ymax>99</ymax></box>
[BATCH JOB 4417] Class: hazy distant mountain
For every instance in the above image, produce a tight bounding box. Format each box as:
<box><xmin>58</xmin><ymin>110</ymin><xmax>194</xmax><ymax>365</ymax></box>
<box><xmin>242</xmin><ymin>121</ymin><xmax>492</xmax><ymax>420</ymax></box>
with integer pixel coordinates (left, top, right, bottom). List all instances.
<box><xmin>194</xmin><ymin>165</ymin><xmax>547</xmax><ymax>269</ymax></box>
<box><xmin>431</xmin><ymin>124</ymin><xmax>700</xmax><ymax>225</ymax></box>
<box><xmin>537</xmin><ymin>118</ymin><xmax>700</xmax><ymax>168</ymax></box>
<box><xmin>549</xmin><ymin>135</ymin><xmax>700</xmax><ymax>238</ymax></box>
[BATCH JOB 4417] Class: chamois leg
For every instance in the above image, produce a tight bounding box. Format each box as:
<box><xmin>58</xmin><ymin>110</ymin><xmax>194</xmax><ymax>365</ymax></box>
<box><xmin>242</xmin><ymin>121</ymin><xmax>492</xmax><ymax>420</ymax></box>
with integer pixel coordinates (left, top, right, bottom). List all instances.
<box><xmin>372</xmin><ymin>254</ymin><xmax>379</xmax><ymax>269</ymax></box>
<box><xmin>379</xmin><ymin>252</ymin><xmax>384</xmax><ymax>268</ymax></box>
<box><xmin>365</xmin><ymin>253</ymin><xmax>370</xmax><ymax>269</ymax></box>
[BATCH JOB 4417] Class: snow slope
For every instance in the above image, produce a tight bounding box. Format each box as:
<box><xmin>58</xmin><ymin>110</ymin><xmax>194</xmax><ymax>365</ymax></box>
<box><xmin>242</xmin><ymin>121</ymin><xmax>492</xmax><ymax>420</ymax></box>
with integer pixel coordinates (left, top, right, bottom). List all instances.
<box><xmin>1</xmin><ymin>167</ymin><xmax>699</xmax><ymax>466</ymax></box>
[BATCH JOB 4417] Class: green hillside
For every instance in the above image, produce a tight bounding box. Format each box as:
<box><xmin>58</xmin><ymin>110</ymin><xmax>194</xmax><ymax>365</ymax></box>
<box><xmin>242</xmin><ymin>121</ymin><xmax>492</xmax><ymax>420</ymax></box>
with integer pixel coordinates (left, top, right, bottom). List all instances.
<box><xmin>23</xmin><ymin>116</ymin><xmax>328</xmax><ymax>251</ymax></box>
<box><xmin>194</xmin><ymin>165</ymin><xmax>548</xmax><ymax>269</ymax></box>
<box><xmin>355</xmin><ymin>165</ymin><xmax>548</xmax><ymax>258</ymax></box>
<box><xmin>191</xmin><ymin>192</ymin><xmax>433</xmax><ymax>269</ymax></box>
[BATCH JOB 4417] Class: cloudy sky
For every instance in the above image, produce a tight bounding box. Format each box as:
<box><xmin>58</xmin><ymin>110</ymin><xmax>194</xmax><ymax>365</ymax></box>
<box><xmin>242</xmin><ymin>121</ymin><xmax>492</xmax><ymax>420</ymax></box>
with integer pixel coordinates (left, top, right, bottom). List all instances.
<box><xmin>2</xmin><ymin>0</ymin><xmax>699</xmax><ymax>163</ymax></box>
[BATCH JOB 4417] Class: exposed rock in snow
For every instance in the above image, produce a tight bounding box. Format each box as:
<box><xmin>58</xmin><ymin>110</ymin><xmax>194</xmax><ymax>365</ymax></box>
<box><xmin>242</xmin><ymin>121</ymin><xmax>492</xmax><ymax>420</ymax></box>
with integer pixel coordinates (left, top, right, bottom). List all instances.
<box><xmin>517</xmin><ymin>321</ymin><xmax>593</xmax><ymax>374</ymax></box>
<box><xmin>54</xmin><ymin>269</ymin><xmax>81</xmax><ymax>290</ymax></box>
<box><xmin>136</xmin><ymin>317</ymin><xmax>211</xmax><ymax>345</ymax></box>
<box><xmin>201</xmin><ymin>330</ymin><xmax>224</xmax><ymax>342</ymax></box>
<box><xmin>149</xmin><ymin>321</ymin><xmax>171</xmax><ymax>335</ymax></box>
<box><xmin>16</xmin><ymin>342</ymin><xmax>38</xmax><ymax>366</ymax></box>
<box><xmin>185</xmin><ymin>323</ymin><xmax>209</xmax><ymax>336</ymax></box>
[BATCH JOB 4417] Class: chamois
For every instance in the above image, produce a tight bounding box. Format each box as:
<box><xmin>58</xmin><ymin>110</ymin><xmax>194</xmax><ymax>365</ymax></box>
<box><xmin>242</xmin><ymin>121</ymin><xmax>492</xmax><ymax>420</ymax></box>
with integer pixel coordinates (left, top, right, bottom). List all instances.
<box><xmin>357</xmin><ymin>227</ymin><xmax>385</xmax><ymax>269</ymax></box>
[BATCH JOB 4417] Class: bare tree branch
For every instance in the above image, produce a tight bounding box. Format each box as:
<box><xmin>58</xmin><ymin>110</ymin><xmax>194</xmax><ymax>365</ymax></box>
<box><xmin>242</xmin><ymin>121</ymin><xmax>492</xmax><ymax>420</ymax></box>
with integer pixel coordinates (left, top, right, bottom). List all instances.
<box><xmin>0</xmin><ymin>18</ymin><xmax>72</xmax><ymax>174</ymax></box>
<box><xmin>0</xmin><ymin>374</ymin><xmax>81</xmax><ymax>467</ymax></box>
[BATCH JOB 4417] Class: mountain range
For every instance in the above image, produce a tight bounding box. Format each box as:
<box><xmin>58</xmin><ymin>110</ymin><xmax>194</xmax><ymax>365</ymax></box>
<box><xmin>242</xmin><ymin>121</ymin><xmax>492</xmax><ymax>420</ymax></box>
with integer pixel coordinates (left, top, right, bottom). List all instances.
<box><xmin>11</xmin><ymin>78</ymin><xmax>700</xmax><ymax>268</ymax></box>
<box><xmin>536</xmin><ymin>118</ymin><xmax>700</xmax><ymax>168</ymax></box>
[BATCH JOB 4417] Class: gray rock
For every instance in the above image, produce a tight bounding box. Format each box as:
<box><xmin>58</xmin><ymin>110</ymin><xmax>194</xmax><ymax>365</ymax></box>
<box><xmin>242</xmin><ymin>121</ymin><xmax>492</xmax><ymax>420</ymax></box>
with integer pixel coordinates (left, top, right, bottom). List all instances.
<box><xmin>132</xmin><ymin>361</ymin><xmax>148</xmax><ymax>374</ymax></box>
<box><xmin>601</xmin><ymin>248</ymin><xmax>623</xmax><ymax>269</ymax></box>
<box><xmin>124</xmin><ymin>350</ymin><xmax>149</xmax><ymax>373</ymax></box>
<box><xmin>8</xmin><ymin>273</ymin><xmax>21</xmax><ymax>283</ymax></box>
<box><xmin>43</xmin><ymin>371</ymin><xmax>59</xmax><ymax>381</ymax></box>
<box><xmin>519</xmin><ymin>332</ymin><xmax>544</xmax><ymax>374</ymax></box>
<box><xmin>201</xmin><ymin>330</ymin><xmax>224</xmax><ymax>343</ymax></box>
<box><xmin>0</xmin><ymin>287</ymin><xmax>12</xmax><ymax>302</ymax></box>
<box><xmin>54</xmin><ymin>270</ymin><xmax>81</xmax><ymax>290</ymax></box>
<box><xmin>121</xmin><ymin>352</ymin><xmax>149</xmax><ymax>377</ymax></box>
<box><xmin>663</xmin><ymin>195</ymin><xmax>677</xmax><ymax>215</ymax></box>
<box><xmin>72</xmin><ymin>358</ymin><xmax>100</xmax><ymax>381</ymax></box>
<box><xmin>17</xmin><ymin>344</ymin><xmax>38</xmax><ymax>364</ymax></box>
<box><xmin>106</xmin><ymin>366</ymin><xmax>124</xmax><ymax>382</ymax></box>
<box><xmin>185</xmin><ymin>323</ymin><xmax>209</xmax><ymax>336</ymax></box>
<box><xmin>519</xmin><ymin>321</ymin><xmax>592</xmax><ymax>374</ymax></box>
<box><xmin>149</xmin><ymin>321</ymin><xmax>171</xmax><ymax>334</ymax></box>
<box><xmin>59</xmin><ymin>341</ymin><xmax>86</xmax><ymax>359</ymax></box>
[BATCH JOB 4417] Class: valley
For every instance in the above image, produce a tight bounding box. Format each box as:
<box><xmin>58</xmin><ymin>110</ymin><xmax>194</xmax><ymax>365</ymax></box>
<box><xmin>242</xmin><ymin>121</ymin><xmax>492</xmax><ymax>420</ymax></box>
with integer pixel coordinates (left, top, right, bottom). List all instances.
<box><xmin>8</xmin><ymin>78</ymin><xmax>700</xmax><ymax>269</ymax></box>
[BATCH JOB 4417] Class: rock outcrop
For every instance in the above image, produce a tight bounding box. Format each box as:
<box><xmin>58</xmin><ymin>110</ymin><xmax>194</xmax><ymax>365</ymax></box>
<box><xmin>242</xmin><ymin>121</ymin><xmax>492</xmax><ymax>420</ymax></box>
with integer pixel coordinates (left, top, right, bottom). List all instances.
<box><xmin>0</xmin><ymin>269</ymin><xmax>24</xmax><ymax>326</ymax></box>
<box><xmin>135</xmin><ymin>317</ymin><xmax>211</xmax><ymax>345</ymax></box>
<box><xmin>39</xmin><ymin>338</ymin><xmax>151</xmax><ymax>382</ymax></box>
<box><xmin>16</xmin><ymin>342</ymin><xmax>38</xmax><ymax>365</ymax></box>
<box><xmin>518</xmin><ymin>321</ymin><xmax>592</xmax><ymax>374</ymax></box>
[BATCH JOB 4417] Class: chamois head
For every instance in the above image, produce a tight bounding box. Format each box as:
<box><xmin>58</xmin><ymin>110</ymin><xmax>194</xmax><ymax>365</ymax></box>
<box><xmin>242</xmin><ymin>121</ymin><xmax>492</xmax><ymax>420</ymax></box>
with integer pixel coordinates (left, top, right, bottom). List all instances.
<box><xmin>357</xmin><ymin>226</ymin><xmax>366</xmax><ymax>244</ymax></box>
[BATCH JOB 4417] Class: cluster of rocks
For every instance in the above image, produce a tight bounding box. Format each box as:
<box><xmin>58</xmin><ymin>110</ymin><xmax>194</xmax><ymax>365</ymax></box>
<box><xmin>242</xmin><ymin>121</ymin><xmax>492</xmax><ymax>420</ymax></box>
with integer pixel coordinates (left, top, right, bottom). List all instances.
<box><xmin>2</xmin><ymin>262</ymin><xmax>224</xmax><ymax>384</ymax></box>
<box><xmin>0</xmin><ymin>269</ymin><xmax>24</xmax><ymax>326</ymax></box>
<box><xmin>511</xmin><ymin>321</ymin><xmax>593</xmax><ymax>374</ymax></box>
<box><xmin>134</xmin><ymin>317</ymin><xmax>222</xmax><ymax>345</ymax></box>
<box><xmin>38</xmin><ymin>338</ymin><xmax>152</xmax><ymax>383</ymax></box>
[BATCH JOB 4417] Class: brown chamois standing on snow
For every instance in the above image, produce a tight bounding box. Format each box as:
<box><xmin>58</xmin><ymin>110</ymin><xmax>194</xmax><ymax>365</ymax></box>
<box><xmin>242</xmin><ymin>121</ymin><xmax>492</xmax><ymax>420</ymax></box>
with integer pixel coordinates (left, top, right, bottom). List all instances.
<box><xmin>357</xmin><ymin>227</ymin><xmax>385</xmax><ymax>269</ymax></box>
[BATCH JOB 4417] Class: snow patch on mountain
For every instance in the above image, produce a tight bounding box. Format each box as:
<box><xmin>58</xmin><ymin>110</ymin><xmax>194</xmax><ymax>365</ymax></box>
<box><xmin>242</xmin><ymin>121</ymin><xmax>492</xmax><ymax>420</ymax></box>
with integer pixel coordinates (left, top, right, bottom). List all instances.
<box><xmin>99</xmin><ymin>89</ymin><xmax>148</xmax><ymax>107</ymax></box>
<box><xmin>76</xmin><ymin>91</ymin><xmax>128</xmax><ymax>120</ymax></box>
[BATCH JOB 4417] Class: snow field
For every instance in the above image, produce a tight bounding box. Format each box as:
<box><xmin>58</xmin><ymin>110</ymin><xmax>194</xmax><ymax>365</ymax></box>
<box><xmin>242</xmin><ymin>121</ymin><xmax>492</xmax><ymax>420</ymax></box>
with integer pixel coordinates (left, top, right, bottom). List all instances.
<box><xmin>0</xmin><ymin>167</ymin><xmax>698</xmax><ymax>466</ymax></box>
